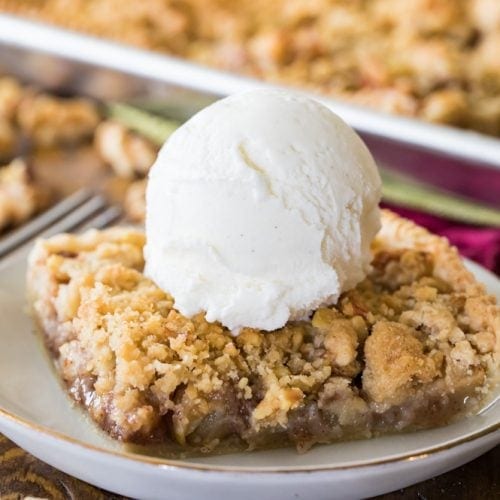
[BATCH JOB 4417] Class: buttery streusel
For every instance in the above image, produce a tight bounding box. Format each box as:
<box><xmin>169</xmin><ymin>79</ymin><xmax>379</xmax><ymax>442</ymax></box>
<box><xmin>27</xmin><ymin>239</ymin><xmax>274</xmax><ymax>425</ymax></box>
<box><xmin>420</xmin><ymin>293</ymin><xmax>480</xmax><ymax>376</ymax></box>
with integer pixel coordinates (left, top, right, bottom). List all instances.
<box><xmin>94</xmin><ymin>121</ymin><xmax>158</xmax><ymax>179</ymax></box>
<box><xmin>0</xmin><ymin>158</ymin><xmax>49</xmax><ymax>231</ymax></box>
<box><xmin>27</xmin><ymin>211</ymin><xmax>499</xmax><ymax>452</ymax></box>
<box><xmin>2</xmin><ymin>0</ymin><xmax>500</xmax><ymax>135</ymax></box>
<box><xmin>124</xmin><ymin>179</ymin><xmax>147</xmax><ymax>223</ymax></box>
<box><xmin>17</xmin><ymin>93</ymin><xmax>100</xmax><ymax>147</ymax></box>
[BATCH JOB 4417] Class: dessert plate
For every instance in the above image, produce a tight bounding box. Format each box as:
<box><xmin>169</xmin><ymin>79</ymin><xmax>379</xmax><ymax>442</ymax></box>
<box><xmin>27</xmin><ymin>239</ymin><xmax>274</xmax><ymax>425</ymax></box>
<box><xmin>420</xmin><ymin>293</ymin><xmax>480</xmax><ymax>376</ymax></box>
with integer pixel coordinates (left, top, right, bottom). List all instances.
<box><xmin>0</xmin><ymin>252</ymin><xmax>498</xmax><ymax>500</ymax></box>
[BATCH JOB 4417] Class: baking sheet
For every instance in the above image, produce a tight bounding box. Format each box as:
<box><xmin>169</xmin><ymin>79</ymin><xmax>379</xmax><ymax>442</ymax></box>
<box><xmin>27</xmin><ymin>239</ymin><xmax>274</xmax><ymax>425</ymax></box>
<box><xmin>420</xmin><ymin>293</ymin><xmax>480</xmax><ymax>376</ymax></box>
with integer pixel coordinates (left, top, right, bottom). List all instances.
<box><xmin>0</xmin><ymin>13</ymin><xmax>498</xmax><ymax>206</ymax></box>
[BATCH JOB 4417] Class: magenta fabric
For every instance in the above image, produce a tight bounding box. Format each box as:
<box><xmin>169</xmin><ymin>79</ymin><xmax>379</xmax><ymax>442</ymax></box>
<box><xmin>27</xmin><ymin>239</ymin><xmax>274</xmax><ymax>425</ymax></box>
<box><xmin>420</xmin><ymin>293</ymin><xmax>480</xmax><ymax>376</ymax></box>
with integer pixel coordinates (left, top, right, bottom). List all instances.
<box><xmin>381</xmin><ymin>204</ymin><xmax>500</xmax><ymax>276</ymax></box>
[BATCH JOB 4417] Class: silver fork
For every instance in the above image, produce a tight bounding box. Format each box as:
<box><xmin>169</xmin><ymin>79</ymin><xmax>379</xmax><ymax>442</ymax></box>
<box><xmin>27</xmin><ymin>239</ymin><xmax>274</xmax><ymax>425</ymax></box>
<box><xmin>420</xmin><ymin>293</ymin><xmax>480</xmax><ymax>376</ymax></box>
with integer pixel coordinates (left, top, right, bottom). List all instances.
<box><xmin>0</xmin><ymin>188</ymin><xmax>122</xmax><ymax>263</ymax></box>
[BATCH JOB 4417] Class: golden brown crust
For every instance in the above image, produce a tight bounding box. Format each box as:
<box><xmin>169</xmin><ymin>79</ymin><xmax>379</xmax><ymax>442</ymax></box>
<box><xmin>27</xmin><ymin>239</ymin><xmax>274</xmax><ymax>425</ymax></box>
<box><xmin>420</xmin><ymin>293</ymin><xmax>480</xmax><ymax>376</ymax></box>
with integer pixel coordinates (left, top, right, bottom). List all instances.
<box><xmin>378</xmin><ymin>210</ymin><xmax>482</xmax><ymax>294</ymax></box>
<box><xmin>26</xmin><ymin>212</ymin><xmax>499</xmax><ymax>452</ymax></box>
<box><xmin>363</xmin><ymin>321</ymin><xmax>441</xmax><ymax>406</ymax></box>
<box><xmin>378</xmin><ymin>209</ymin><xmax>500</xmax><ymax>370</ymax></box>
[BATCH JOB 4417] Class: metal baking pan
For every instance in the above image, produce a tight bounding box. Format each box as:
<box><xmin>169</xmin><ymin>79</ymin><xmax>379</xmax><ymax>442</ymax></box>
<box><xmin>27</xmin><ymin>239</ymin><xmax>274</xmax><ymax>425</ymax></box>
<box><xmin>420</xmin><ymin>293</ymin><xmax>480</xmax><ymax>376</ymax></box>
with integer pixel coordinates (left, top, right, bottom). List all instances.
<box><xmin>0</xmin><ymin>13</ymin><xmax>498</xmax><ymax>207</ymax></box>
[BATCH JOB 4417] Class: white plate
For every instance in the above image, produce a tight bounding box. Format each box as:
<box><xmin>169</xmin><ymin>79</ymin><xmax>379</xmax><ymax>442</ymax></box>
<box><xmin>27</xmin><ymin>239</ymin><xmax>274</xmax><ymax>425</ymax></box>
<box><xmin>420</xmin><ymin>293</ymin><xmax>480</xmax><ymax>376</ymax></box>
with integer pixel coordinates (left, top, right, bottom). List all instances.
<box><xmin>0</xmin><ymin>253</ymin><xmax>498</xmax><ymax>500</ymax></box>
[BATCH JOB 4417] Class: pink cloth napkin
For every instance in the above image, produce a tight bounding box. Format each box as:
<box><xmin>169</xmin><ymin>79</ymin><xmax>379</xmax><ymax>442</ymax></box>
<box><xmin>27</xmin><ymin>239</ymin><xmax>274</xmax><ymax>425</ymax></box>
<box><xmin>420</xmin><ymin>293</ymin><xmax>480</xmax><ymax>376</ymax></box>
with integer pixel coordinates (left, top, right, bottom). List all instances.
<box><xmin>382</xmin><ymin>204</ymin><xmax>500</xmax><ymax>276</ymax></box>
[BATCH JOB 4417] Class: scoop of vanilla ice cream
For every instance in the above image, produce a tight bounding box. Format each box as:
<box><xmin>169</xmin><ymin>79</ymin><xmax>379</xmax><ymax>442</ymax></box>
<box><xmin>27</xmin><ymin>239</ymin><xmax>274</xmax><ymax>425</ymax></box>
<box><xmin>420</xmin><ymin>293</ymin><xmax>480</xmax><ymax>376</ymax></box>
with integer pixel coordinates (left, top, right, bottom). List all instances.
<box><xmin>145</xmin><ymin>90</ymin><xmax>381</xmax><ymax>332</ymax></box>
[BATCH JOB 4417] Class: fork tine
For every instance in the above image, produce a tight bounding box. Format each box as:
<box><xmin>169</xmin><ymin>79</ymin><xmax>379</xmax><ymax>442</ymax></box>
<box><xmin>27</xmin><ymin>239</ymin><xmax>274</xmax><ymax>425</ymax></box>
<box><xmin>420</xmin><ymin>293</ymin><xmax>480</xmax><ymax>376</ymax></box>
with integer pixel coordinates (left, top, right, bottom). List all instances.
<box><xmin>77</xmin><ymin>205</ymin><xmax>123</xmax><ymax>232</ymax></box>
<box><xmin>0</xmin><ymin>192</ymin><xmax>108</xmax><ymax>260</ymax></box>
<box><xmin>0</xmin><ymin>189</ymin><xmax>94</xmax><ymax>258</ymax></box>
<box><xmin>32</xmin><ymin>194</ymin><xmax>109</xmax><ymax>241</ymax></box>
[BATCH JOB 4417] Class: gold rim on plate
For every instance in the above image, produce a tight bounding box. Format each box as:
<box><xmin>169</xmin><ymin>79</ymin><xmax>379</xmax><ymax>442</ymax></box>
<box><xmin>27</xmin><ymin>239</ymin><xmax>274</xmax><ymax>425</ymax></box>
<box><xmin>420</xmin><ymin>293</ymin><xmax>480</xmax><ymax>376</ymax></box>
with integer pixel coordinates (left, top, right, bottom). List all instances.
<box><xmin>0</xmin><ymin>403</ymin><xmax>498</xmax><ymax>474</ymax></box>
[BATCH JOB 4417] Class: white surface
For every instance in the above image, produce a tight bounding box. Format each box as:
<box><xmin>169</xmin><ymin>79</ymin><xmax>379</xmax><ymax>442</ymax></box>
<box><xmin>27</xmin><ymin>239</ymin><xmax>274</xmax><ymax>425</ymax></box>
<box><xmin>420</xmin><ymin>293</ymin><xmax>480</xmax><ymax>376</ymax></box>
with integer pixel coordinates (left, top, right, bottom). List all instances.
<box><xmin>145</xmin><ymin>91</ymin><xmax>381</xmax><ymax>331</ymax></box>
<box><xmin>0</xmin><ymin>14</ymin><xmax>499</xmax><ymax>170</ymax></box>
<box><xmin>0</xmin><ymin>254</ymin><xmax>498</xmax><ymax>499</ymax></box>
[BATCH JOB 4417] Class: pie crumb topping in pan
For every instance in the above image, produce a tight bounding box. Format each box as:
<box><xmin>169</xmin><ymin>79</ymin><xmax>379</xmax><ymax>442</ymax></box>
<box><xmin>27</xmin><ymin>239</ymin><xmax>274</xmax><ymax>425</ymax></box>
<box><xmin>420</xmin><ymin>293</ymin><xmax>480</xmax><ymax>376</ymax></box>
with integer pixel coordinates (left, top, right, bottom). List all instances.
<box><xmin>2</xmin><ymin>0</ymin><xmax>500</xmax><ymax>136</ymax></box>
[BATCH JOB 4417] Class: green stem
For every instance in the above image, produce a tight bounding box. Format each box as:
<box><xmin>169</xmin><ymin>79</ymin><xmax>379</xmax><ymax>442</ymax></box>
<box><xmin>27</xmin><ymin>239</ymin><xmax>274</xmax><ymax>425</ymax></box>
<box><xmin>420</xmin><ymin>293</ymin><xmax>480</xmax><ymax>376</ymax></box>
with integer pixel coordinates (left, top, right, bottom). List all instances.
<box><xmin>381</xmin><ymin>170</ymin><xmax>500</xmax><ymax>227</ymax></box>
<box><xmin>106</xmin><ymin>103</ymin><xmax>179</xmax><ymax>144</ymax></box>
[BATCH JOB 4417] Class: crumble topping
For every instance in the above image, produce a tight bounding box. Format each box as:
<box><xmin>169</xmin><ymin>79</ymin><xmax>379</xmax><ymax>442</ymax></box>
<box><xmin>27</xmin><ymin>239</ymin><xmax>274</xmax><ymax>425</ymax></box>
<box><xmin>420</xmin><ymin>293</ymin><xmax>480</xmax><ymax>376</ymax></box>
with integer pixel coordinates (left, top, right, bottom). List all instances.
<box><xmin>94</xmin><ymin>120</ymin><xmax>158</xmax><ymax>179</ymax></box>
<box><xmin>0</xmin><ymin>158</ymin><xmax>49</xmax><ymax>231</ymax></box>
<box><xmin>0</xmin><ymin>119</ymin><xmax>15</xmax><ymax>160</ymax></box>
<box><xmin>93</xmin><ymin>121</ymin><xmax>156</xmax><ymax>222</ymax></box>
<box><xmin>363</xmin><ymin>321</ymin><xmax>441</xmax><ymax>407</ymax></box>
<box><xmin>0</xmin><ymin>78</ymin><xmax>22</xmax><ymax>159</ymax></box>
<box><xmin>2</xmin><ymin>0</ymin><xmax>500</xmax><ymax>135</ymax></box>
<box><xmin>17</xmin><ymin>93</ymin><xmax>100</xmax><ymax>147</ymax></box>
<box><xmin>0</xmin><ymin>75</ymin><xmax>157</xmax><ymax>232</ymax></box>
<box><xmin>27</xmin><ymin>211</ymin><xmax>499</xmax><ymax>450</ymax></box>
<box><xmin>0</xmin><ymin>77</ymin><xmax>23</xmax><ymax>121</ymax></box>
<box><xmin>124</xmin><ymin>179</ymin><xmax>147</xmax><ymax>223</ymax></box>
<box><xmin>0</xmin><ymin>76</ymin><xmax>101</xmax><ymax>154</ymax></box>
